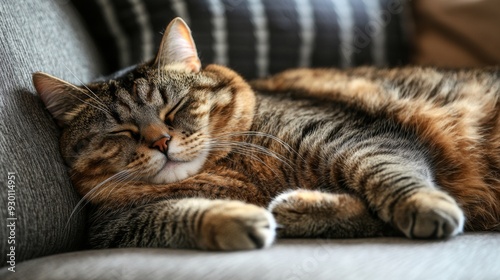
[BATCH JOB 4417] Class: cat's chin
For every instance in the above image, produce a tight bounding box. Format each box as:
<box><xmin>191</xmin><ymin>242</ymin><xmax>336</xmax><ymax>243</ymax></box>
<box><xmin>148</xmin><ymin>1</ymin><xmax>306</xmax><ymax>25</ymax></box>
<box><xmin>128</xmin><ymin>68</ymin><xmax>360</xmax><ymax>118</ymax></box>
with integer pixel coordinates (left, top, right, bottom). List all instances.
<box><xmin>149</xmin><ymin>151</ymin><xmax>209</xmax><ymax>184</ymax></box>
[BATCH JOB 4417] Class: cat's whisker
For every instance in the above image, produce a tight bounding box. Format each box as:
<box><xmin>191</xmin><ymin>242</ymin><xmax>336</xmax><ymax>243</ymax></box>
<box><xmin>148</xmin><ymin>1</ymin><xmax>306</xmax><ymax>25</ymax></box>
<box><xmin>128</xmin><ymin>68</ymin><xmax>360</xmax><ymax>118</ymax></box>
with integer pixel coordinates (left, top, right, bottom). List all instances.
<box><xmin>207</xmin><ymin>131</ymin><xmax>296</xmax><ymax>163</ymax></box>
<box><xmin>201</xmin><ymin>146</ymin><xmax>284</xmax><ymax>178</ymax></box>
<box><xmin>207</xmin><ymin>139</ymin><xmax>293</xmax><ymax>168</ymax></box>
<box><xmin>64</xmin><ymin>66</ymin><xmax>108</xmax><ymax>105</ymax></box>
<box><xmin>64</xmin><ymin>170</ymin><xmax>134</xmax><ymax>231</ymax></box>
<box><xmin>72</xmin><ymin>170</ymin><xmax>132</xmax><ymax>208</ymax></box>
<box><xmin>212</xmin><ymin>130</ymin><xmax>305</xmax><ymax>164</ymax></box>
<box><xmin>100</xmin><ymin>171</ymin><xmax>142</xmax><ymax>207</ymax></box>
<box><xmin>208</xmin><ymin>138</ymin><xmax>295</xmax><ymax>169</ymax></box>
<box><xmin>64</xmin><ymin>66</ymin><xmax>112</xmax><ymax>114</ymax></box>
<box><xmin>194</xmin><ymin>121</ymin><xmax>303</xmax><ymax>168</ymax></box>
<box><xmin>61</xmin><ymin>90</ymin><xmax>112</xmax><ymax>116</ymax></box>
<box><xmin>73</xmin><ymin>170</ymin><xmax>140</xmax><ymax>221</ymax></box>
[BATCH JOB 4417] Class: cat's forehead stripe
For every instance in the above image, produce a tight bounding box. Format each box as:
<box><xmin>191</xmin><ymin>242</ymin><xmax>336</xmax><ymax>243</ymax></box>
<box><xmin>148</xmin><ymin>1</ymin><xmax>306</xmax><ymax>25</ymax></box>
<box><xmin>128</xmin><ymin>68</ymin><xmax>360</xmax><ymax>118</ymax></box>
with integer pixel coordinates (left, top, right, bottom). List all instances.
<box><xmin>110</xmin><ymin>109</ymin><xmax>124</xmax><ymax>124</ymax></box>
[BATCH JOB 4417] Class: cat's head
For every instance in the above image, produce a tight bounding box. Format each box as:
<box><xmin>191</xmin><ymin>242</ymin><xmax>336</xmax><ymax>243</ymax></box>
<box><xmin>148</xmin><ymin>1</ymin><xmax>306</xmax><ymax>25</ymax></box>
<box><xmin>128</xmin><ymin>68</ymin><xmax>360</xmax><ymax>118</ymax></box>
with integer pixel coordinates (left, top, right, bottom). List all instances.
<box><xmin>33</xmin><ymin>18</ymin><xmax>255</xmax><ymax>188</ymax></box>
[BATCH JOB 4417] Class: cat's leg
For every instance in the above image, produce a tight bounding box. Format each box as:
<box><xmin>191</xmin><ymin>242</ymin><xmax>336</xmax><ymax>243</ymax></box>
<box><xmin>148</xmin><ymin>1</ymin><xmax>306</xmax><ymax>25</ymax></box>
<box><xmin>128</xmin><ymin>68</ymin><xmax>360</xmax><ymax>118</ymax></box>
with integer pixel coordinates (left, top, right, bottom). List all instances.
<box><xmin>341</xmin><ymin>152</ymin><xmax>465</xmax><ymax>239</ymax></box>
<box><xmin>89</xmin><ymin>198</ymin><xmax>276</xmax><ymax>250</ymax></box>
<box><xmin>268</xmin><ymin>189</ymin><xmax>393</xmax><ymax>238</ymax></box>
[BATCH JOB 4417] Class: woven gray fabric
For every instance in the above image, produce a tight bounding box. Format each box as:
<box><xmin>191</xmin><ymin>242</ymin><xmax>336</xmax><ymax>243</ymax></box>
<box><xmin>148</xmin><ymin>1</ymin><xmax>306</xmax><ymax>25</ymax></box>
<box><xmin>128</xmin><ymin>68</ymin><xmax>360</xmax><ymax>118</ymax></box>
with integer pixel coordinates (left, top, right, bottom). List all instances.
<box><xmin>0</xmin><ymin>0</ymin><xmax>103</xmax><ymax>265</ymax></box>
<box><xmin>1</xmin><ymin>234</ymin><xmax>499</xmax><ymax>280</ymax></box>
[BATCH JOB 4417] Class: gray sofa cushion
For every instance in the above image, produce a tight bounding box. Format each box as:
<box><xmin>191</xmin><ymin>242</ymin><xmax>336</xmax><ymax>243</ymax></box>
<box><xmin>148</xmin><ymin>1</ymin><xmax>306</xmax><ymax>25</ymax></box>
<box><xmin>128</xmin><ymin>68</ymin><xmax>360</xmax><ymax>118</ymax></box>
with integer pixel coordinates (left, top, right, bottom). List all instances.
<box><xmin>1</xmin><ymin>234</ymin><xmax>499</xmax><ymax>280</ymax></box>
<box><xmin>0</xmin><ymin>0</ymin><xmax>104</xmax><ymax>265</ymax></box>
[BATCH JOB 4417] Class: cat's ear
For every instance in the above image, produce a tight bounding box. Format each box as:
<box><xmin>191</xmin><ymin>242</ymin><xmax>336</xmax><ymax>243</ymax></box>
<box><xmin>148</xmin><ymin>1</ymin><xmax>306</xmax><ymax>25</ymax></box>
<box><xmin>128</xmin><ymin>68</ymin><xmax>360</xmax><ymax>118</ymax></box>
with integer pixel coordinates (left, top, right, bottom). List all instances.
<box><xmin>154</xmin><ymin>17</ymin><xmax>201</xmax><ymax>73</ymax></box>
<box><xmin>32</xmin><ymin>72</ymin><xmax>86</xmax><ymax>127</ymax></box>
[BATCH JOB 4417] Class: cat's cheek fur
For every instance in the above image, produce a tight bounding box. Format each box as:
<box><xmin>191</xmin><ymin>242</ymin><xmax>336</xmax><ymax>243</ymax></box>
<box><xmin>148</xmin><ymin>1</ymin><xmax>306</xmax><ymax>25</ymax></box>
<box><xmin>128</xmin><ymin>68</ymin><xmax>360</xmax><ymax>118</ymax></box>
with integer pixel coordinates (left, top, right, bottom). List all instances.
<box><xmin>69</xmin><ymin>138</ymin><xmax>132</xmax><ymax>175</ymax></box>
<box><xmin>132</xmin><ymin>148</ymin><xmax>167</xmax><ymax>178</ymax></box>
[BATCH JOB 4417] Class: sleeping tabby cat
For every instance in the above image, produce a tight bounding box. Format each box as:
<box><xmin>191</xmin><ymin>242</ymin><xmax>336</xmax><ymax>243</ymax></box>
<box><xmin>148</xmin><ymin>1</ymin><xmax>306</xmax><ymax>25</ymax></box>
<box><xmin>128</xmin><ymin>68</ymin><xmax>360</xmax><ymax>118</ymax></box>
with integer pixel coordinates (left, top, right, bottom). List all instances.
<box><xmin>33</xmin><ymin>18</ymin><xmax>500</xmax><ymax>250</ymax></box>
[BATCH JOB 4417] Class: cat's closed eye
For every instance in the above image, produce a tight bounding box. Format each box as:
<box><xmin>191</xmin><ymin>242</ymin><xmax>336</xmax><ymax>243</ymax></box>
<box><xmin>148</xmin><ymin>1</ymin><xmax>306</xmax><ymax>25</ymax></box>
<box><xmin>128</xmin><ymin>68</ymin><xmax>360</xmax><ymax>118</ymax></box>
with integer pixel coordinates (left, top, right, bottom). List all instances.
<box><xmin>162</xmin><ymin>97</ymin><xmax>188</xmax><ymax>127</ymax></box>
<box><xmin>164</xmin><ymin>118</ymin><xmax>174</xmax><ymax>128</ymax></box>
<box><xmin>109</xmin><ymin>129</ymin><xmax>140</xmax><ymax>140</ymax></box>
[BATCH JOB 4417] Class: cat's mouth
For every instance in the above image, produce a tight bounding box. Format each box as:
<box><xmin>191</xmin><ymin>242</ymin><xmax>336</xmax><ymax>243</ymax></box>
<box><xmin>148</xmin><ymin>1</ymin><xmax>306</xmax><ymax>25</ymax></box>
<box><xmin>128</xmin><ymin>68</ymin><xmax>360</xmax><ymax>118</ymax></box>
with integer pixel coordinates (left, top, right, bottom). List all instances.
<box><xmin>161</xmin><ymin>159</ymin><xmax>185</xmax><ymax>169</ymax></box>
<box><xmin>149</xmin><ymin>151</ymin><xmax>209</xmax><ymax>184</ymax></box>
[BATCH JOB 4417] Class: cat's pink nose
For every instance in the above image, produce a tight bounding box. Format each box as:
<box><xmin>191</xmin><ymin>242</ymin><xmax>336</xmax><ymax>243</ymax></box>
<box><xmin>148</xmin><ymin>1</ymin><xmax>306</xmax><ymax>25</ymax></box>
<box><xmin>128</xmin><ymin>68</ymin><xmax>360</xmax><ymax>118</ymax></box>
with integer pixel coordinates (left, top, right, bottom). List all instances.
<box><xmin>152</xmin><ymin>135</ymin><xmax>170</xmax><ymax>153</ymax></box>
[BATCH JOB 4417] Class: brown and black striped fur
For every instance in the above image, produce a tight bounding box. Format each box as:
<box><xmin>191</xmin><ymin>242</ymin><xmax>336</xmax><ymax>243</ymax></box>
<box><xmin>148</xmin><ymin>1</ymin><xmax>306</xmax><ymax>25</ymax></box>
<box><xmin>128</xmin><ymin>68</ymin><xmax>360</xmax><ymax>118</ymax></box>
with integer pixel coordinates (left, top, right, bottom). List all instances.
<box><xmin>33</xmin><ymin>18</ymin><xmax>499</xmax><ymax>251</ymax></box>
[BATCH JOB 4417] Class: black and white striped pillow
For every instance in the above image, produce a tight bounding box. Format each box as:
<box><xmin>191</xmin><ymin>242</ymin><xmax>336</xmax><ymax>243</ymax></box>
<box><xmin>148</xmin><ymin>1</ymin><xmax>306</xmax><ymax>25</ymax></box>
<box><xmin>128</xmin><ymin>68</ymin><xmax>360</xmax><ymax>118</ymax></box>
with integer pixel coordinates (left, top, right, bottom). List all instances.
<box><xmin>72</xmin><ymin>0</ymin><xmax>409</xmax><ymax>79</ymax></box>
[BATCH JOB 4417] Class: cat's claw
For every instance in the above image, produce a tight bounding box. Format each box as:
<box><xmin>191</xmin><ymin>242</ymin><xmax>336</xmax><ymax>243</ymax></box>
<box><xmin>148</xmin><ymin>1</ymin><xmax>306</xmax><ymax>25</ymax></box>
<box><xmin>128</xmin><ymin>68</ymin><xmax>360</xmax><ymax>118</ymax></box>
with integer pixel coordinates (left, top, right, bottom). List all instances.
<box><xmin>201</xmin><ymin>201</ymin><xmax>276</xmax><ymax>250</ymax></box>
<box><xmin>392</xmin><ymin>190</ymin><xmax>465</xmax><ymax>239</ymax></box>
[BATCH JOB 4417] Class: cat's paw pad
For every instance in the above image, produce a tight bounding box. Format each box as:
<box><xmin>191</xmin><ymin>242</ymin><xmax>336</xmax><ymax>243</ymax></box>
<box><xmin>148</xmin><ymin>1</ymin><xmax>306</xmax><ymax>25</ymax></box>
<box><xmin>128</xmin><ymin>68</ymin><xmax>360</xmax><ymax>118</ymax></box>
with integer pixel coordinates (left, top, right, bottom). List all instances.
<box><xmin>393</xmin><ymin>190</ymin><xmax>464</xmax><ymax>239</ymax></box>
<box><xmin>201</xmin><ymin>201</ymin><xmax>276</xmax><ymax>251</ymax></box>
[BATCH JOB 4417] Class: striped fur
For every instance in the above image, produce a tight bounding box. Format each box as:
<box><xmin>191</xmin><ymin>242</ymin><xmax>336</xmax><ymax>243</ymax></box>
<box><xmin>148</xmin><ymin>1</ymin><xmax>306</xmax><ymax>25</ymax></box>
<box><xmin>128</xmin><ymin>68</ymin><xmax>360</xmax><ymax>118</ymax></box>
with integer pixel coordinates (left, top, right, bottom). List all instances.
<box><xmin>33</xmin><ymin>18</ymin><xmax>499</xmax><ymax>251</ymax></box>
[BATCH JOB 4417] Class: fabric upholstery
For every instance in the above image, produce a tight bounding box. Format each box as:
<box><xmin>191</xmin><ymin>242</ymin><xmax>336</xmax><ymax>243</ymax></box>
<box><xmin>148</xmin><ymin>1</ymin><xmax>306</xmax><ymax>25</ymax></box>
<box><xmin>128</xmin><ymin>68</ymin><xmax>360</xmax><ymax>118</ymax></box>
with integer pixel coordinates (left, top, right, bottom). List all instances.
<box><xmin>71</xmin><ymin>0</ymin><xmax>410</xmax><ymax>79</ymax></box>
<box><xmin>0</xmin><ymin>0</ymin><xmax>104</xmax><ymax>265</ymax></box>
<box><xmin>411</xmin><ymin>0</ymin><xmax>500</xmax><ymax>67</ymax></box>
<box><xmin>1</xmin><ymin>234</ymin><xmax>499</xmax><ymax>280</ymax></box>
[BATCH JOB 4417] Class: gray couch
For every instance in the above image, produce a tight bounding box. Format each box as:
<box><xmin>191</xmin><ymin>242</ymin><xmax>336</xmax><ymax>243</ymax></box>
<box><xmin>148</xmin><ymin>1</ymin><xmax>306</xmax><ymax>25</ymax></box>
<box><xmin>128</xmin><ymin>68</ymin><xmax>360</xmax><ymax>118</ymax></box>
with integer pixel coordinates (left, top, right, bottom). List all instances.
<box><xmin>0</xmin><ymin>1</ymin><xmax>499</xmax><ymax>279</ymax></box>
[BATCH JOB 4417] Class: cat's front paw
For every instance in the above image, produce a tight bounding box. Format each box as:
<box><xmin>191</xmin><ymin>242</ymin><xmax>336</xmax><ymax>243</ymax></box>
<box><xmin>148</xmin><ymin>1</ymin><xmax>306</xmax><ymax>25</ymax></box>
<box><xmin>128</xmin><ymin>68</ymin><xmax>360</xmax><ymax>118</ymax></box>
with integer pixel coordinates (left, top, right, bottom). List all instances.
<box><xmin>268</xmin><ymin>190</ymin><xmax>385</xmax><ymax>238</ymax></box>
<box><xmin>268</xmin><ymin>190</ymin><xmax>324</xmax><ymax>237</ymax></box>
<box><xmin>200</xmin><ymin>201</ymin><xmax>276</xmax><ymax>251</ymax></box>
<box><xmin>392</xmin><ymin>190</ymin><xmax>465</xmax><ymax>239</ymax></box>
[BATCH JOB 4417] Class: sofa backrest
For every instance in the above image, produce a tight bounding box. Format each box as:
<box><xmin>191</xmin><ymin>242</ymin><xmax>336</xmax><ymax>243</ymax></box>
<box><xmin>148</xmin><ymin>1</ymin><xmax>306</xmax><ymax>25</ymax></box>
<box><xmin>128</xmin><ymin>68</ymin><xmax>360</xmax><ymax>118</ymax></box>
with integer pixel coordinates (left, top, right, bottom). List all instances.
<box><xmin>0</xmin><ymin>0</ymin><xmax>104</xmax><ymax>265</ymax></box>
<box><xmin>72</xmin><ymin>0</ymin><xmax>410</xmax><ymax>79</ymax></box>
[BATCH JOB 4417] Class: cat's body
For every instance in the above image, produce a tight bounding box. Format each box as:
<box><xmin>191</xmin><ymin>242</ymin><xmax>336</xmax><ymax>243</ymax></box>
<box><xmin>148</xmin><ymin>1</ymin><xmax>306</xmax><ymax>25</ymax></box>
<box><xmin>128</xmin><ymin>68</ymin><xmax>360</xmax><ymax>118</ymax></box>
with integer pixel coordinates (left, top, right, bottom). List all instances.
<box><xmin>33</xmin><ymin>18</ymin><xmax>499</xmax><ymax>251</ymax></box>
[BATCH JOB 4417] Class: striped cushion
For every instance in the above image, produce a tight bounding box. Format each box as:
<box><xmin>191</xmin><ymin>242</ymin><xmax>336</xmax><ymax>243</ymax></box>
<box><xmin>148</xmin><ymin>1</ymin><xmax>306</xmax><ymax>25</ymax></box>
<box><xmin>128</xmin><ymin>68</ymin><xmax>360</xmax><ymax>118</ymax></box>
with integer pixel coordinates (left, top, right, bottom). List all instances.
<box><xmin>72</xmin><ymin>0</ymin><xmax>409</xmax><ymax>79</ymax></box>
